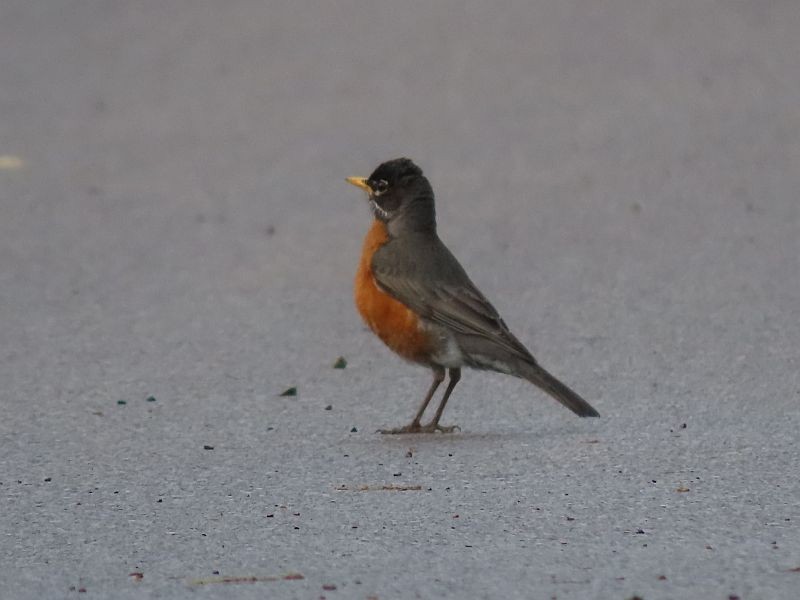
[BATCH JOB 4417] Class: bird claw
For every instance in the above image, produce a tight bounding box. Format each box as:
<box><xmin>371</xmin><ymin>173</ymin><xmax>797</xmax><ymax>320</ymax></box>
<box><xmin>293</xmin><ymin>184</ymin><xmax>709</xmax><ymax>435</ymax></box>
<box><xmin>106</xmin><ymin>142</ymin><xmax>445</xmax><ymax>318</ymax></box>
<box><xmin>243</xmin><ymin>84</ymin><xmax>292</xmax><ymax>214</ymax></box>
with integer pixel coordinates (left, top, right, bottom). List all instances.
<box><xmin>429</xmin><ymin>423</ymin><xmax>461</xmax><ymax>434</ymax></box>
<box><xmin>378</xmin><ymin>423</ymin><xmax>460</xmax><ymax>435</ymax></box>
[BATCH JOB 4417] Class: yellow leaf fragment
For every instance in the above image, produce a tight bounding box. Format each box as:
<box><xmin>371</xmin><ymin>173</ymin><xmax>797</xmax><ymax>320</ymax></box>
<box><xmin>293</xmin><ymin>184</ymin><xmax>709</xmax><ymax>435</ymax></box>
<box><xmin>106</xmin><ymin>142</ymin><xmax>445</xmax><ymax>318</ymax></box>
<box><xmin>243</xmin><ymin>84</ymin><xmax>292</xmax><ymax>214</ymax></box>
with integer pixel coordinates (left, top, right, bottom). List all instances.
<box><xmin>0</xmin><ymin>155</ymin><xmax>25</xmax><ymax>170</ymax></box>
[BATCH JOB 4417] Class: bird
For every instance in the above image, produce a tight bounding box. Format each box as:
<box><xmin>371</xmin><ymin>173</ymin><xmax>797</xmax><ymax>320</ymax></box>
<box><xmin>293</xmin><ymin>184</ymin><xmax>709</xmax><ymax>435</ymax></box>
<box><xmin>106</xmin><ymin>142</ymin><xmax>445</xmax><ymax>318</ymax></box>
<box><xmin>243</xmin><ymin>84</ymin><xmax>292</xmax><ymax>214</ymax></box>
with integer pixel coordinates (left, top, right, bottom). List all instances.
<box><xmin>346</xmin><ymin>158</ymin><xmax>599</xmax><ymax>434</ymax></box>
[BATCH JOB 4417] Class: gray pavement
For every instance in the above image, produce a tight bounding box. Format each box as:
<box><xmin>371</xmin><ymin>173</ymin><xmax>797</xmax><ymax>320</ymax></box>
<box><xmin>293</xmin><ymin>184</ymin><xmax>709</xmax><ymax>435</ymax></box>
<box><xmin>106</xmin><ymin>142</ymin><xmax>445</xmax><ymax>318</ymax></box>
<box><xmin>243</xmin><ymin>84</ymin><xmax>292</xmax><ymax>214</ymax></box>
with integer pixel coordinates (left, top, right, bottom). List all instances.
<box><xmin>1</xmin><ymin>1</ymin><xmax>799</xmax><ymax>598</ymax></box>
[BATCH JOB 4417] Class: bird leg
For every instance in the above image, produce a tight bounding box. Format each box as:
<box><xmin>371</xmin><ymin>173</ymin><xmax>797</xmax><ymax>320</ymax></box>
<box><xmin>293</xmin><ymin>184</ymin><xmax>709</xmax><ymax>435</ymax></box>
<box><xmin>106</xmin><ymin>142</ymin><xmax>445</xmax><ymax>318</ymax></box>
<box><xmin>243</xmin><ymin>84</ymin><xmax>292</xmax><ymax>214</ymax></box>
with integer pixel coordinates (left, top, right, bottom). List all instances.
<box><xmin>379</xmin><ymin>367</ymin><xmax>445</xmax><ymax>434</ymax></box>
<box><xmin>422</xmin><ymin>368</ymin><xmax>461</xmax><ymax>433</ymax></box>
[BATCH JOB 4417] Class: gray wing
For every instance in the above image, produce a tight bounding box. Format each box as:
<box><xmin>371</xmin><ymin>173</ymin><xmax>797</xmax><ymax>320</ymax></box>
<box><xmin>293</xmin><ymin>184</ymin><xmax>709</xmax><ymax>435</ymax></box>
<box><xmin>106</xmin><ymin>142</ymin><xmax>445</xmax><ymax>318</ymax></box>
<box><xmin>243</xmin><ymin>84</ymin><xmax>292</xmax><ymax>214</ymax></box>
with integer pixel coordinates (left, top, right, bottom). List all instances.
<box><xmin>371</xmin><ymin>235</ymin><xmax>535</xmax><ymax>364</ymax></box>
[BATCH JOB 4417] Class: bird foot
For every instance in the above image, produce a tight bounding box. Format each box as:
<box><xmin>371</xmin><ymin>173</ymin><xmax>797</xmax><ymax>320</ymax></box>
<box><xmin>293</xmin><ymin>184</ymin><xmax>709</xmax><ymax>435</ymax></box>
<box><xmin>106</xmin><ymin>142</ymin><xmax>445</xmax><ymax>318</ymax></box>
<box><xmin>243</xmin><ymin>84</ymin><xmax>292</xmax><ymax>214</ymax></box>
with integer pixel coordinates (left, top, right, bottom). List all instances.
<box><xmin>378</xmin><ymin>422</ymin><xmax>461</xmax><ymax>435</ymax></box>
<box><xmin>429</xmin><ymin>423</ymin><xmax>461</xmax><ymax>433</ymax></box>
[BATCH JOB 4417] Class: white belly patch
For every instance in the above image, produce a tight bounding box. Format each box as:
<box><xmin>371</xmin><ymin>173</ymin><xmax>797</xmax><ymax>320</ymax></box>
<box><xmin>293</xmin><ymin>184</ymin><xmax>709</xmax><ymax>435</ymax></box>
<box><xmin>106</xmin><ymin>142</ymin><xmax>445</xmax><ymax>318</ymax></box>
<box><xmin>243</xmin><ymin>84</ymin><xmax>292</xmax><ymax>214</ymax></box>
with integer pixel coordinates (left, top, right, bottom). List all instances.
<box><xmin>418</xmin><ymin>320</ymin><xmax>464</xmax><ymax>368</ymax></box>
<box><xmin>471</xmin><ymin>354</ymin><xmax>513</xmax><ymax>375</ymax></box>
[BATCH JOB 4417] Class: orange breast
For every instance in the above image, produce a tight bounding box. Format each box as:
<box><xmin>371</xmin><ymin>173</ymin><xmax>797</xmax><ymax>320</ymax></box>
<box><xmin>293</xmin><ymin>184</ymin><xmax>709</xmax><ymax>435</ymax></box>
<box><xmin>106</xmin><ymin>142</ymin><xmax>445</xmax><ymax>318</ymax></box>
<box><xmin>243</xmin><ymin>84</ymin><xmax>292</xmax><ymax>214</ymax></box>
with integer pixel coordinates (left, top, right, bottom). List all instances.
<box><xmin>354</xmin><ymin>220</ymin><xmax>432</xmax><ymax>363</ymax></box>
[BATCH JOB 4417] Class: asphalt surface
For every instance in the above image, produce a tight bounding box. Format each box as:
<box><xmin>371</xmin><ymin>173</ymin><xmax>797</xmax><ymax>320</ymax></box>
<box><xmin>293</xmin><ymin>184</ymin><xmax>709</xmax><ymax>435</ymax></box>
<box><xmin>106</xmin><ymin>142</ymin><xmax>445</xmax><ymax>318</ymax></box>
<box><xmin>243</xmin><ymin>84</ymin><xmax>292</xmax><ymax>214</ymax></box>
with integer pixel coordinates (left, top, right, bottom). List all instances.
<box><xmin>1</xmin><ymin>1</ymin><xmax>799</xmax><ymax>599</ymax></box>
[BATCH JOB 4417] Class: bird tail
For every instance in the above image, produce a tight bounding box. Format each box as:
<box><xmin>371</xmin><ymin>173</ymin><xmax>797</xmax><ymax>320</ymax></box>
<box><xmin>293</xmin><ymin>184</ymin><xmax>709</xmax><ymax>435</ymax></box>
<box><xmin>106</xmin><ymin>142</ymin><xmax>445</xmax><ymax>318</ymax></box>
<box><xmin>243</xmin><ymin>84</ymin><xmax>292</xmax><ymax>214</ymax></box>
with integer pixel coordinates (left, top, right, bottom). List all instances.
<box><xmin>518</xmin><ymin>361</ymin><xmax>599</xmax><ymax>417</ymax></box>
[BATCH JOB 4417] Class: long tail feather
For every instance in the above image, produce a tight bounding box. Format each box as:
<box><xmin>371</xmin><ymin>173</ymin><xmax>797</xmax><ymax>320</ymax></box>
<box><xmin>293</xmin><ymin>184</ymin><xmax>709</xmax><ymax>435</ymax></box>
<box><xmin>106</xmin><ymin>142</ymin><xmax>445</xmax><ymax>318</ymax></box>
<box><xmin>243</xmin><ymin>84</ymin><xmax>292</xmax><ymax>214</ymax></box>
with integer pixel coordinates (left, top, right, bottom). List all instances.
<box><xmin>519</xmin><ymin>361</ymin><xmax>599</xmax><ymax>417</ymax></box>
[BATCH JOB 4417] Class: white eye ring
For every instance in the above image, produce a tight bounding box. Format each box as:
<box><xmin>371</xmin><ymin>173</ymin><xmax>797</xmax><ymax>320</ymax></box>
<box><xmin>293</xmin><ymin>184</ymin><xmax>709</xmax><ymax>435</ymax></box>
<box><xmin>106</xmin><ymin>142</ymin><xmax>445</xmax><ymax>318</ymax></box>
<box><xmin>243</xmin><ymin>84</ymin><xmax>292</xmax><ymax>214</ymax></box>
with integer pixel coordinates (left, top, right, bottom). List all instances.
<box><xmin>373</xmin><ymin>179</ymin><xmax>389</xmax><ymax>196</ymax></box>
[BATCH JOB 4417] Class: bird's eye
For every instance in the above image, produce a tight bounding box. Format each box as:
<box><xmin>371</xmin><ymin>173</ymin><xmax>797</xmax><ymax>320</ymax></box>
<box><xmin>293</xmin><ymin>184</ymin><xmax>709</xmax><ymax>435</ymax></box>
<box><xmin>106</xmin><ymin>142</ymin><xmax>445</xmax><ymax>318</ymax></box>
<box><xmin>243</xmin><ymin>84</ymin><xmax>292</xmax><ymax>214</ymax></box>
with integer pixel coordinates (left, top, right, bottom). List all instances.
<box><xmin>373</xmin><ymin>179</ymin><xmax>389</xmax><ymax>196</ymax></box>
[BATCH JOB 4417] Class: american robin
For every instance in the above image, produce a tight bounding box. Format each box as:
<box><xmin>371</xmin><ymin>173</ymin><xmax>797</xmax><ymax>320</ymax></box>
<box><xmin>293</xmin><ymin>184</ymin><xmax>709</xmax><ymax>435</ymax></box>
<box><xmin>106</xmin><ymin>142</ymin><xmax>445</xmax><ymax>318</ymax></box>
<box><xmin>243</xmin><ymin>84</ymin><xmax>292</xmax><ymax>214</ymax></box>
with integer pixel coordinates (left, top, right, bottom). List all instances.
<box><xmin>347</xmin><ymin>158</ymin><xmax>599</xmax><ymax>434</ymax></box>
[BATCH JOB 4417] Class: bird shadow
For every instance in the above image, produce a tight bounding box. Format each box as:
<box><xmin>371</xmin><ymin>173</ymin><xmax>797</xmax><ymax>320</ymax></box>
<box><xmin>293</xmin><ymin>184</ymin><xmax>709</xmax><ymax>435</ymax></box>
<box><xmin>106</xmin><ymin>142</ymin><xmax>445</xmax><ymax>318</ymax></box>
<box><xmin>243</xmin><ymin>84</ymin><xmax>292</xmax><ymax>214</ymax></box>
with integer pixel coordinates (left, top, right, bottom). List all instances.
<box><xmin>346</xmin><ymin>424</ymin><xmax>597</xmax><ymax>446</ymax></box>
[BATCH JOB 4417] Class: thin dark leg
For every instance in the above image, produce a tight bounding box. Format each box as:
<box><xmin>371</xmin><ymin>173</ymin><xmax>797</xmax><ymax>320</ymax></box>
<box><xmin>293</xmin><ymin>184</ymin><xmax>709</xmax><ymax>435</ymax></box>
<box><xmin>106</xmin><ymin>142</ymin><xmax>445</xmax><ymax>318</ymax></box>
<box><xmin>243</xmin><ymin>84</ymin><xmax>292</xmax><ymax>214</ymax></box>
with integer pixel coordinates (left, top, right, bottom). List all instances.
<box><xmin>426</xmin><ymin>368</ymin><xmax>461</xmax><ymax>430</ymax></box>
<box><xmin>379</xmin><ymin>367</ymin><xmax>445</xmax><ymax>434</ymax></box>
<box><xmin>411</xmin><ymin>366</ymin><xmax>446</xmax><ymax>426</ymax></box>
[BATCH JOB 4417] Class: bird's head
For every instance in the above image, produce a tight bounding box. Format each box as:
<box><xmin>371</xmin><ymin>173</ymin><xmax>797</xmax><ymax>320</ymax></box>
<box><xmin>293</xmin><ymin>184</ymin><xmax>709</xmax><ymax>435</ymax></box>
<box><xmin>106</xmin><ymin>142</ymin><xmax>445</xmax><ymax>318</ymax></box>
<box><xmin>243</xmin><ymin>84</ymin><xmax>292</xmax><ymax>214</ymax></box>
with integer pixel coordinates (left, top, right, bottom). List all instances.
<box><xmin>347</xmin><ymin>158</ymin><xmax>436</xmax><ymax>234</ymax></box>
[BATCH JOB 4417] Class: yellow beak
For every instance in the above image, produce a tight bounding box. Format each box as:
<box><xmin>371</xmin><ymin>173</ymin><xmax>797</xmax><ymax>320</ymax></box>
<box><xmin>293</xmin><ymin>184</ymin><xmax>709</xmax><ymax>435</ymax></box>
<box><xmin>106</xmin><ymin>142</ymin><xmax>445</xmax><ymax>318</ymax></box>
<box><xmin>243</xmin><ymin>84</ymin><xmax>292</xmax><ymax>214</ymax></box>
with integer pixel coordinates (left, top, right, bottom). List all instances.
<box><xmin>345</xmin><ymin>176</ymin><xmax>371</xmax><ymax>193</ymax></box>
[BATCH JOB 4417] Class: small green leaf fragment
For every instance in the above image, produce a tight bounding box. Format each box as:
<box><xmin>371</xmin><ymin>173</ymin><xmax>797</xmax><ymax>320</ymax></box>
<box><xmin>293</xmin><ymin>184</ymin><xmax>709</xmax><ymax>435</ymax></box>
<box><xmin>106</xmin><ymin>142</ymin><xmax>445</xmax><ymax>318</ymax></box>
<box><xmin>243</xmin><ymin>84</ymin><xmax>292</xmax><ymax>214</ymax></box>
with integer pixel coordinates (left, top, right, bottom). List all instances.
<box><xmin>117</xmin><ymin>399</ymin><xmax>127</xmax><ymax>405</ymax></box>
<box><xmin>280</xmin><ymin>387</ymin><xmax>297</xmax><ymax>397</ymax></box>
<box><xmin>332</xmin><ymin>357</ymin><xmax>347</xmax><ymax>369</ymax></box>
<box><xmin>145</xmin><ymin>396</ymin><xmax>157</xmax><ymax>402</ymax></box>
